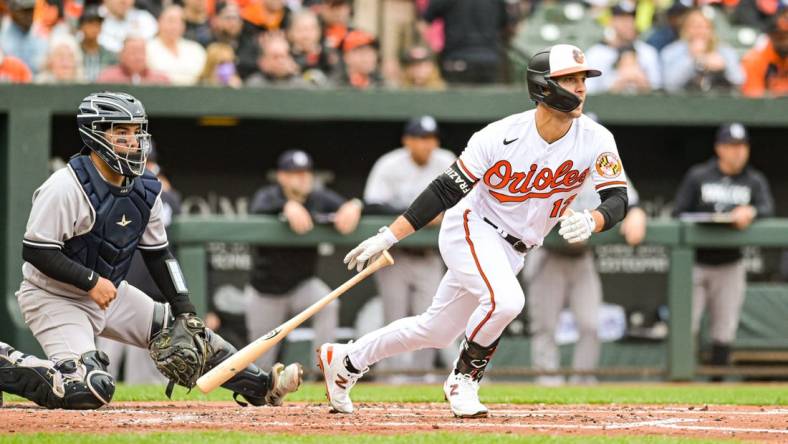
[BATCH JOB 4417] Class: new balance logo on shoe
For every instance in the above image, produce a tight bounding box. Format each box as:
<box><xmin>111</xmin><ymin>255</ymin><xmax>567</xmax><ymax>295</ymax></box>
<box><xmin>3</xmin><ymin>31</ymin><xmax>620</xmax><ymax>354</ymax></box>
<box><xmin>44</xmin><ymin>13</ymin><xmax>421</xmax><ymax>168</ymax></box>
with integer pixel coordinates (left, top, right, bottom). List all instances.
<box><xmin>335</xmin><ymin>374</ymin><xmax>348</xmax><ymax>389</ymax></box>
<box><xmin>449</xmin><ymin>384</ymin><xmax>459</xmax><ymax>396</ymax></box>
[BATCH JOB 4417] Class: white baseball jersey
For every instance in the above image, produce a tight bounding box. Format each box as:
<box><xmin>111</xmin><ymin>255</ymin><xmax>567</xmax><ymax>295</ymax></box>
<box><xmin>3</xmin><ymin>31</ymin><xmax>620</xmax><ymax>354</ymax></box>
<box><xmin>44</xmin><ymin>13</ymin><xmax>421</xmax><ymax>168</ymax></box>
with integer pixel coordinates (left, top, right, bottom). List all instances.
<box><xmin>364</xmin><ymin>147</ymin><xmax>457</xmax><ymax>210</ymax></box>
<box><xmin>455</xmin><ymin>109</ymin><xmax>627</xmax><ymax>247</ymax></box>
<box><xmin>22</xmin><ymin>165</ymin><xmax>167</xmax><ymax>298</ymax></box>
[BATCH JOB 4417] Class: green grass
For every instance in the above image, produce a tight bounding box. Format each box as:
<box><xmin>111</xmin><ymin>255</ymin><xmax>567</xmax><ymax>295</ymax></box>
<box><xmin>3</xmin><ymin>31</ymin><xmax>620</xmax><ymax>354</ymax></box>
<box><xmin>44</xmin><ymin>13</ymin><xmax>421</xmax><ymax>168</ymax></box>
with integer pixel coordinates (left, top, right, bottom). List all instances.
<box><xmin>0</xmin><ymin>432</ymin><xmax>734</xmax><ymax>444</ymax></box>
<box><xmin>4</xmin><ymin>381</ymin><xmax>787</xmax><ymax>405</ymax></box>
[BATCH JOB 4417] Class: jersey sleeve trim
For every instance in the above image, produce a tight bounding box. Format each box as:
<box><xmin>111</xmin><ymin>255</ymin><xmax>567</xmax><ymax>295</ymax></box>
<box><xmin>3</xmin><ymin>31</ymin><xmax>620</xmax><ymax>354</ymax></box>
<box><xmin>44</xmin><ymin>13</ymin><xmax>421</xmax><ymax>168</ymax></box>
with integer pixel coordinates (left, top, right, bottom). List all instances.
<box><xmin>138</xmin><ymin>241</ymin><xmax>169</xmax><ymax>251</ymax></box>
<box><xmin>22</xmin><ymin>239</ymin><xmax>63</xmax><ymax>249</ymax></box>
<box><xmin>457</xmin><ymin>159</ymin><xmax>478</xmax><ymax>181</ymax></box>
<box><xmin>595</xmin><ymin>181</ymin><xmax>627</xmax><ymax>191</ymax></box>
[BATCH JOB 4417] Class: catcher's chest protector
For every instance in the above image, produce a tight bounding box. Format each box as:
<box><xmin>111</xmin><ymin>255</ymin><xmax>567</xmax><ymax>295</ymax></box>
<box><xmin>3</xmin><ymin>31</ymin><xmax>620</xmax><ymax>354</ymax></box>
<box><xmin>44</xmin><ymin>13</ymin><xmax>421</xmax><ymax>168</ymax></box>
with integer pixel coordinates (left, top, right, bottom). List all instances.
<box><xmin>63</xmin><ymin>155</ymin><xmax>162</xmax><ymax>286</ymax></box>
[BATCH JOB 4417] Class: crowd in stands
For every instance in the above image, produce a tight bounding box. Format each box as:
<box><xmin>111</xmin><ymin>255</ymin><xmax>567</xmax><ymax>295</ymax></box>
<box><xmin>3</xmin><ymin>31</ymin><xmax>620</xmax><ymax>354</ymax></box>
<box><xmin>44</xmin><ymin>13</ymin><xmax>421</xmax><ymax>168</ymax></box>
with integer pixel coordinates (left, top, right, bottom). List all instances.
<box><xmin>0</xmin><ymin>0</ymin><xmax>786</xmax><ymax>96</ymax></box>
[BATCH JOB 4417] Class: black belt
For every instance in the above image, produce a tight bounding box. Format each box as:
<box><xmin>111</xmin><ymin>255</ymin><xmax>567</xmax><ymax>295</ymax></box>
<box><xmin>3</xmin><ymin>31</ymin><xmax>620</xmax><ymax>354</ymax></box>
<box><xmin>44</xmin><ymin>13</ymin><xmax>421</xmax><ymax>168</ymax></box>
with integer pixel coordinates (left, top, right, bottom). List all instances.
<box><xmin>482</xmin><ymin>217</ymin><xmax>532</xmax><ymax>254</ymax></box>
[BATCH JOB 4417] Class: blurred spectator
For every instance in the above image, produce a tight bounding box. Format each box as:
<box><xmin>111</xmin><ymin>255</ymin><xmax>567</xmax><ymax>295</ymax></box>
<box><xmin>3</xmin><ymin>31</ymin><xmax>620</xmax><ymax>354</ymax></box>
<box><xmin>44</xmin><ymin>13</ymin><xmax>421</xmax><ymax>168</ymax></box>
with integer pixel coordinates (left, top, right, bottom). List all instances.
<box><xmin>197</xmin><ymin>41</ymin><xmax>242</xmax><ymax>87</ymax></box>
<box><xmin>96</xmin><ymin>144</ymin><xmax>181</xmax><ymax>385</ymax></box>
<box><xmin>35</xmin><ymin>33</ymin><xmax>84</xmax><ymax>83</ymax></box>
<box><xmin>147</xmin><ymin>5</ymin><xmax>207</xmax><ymax>85</ymax></box>
<box><xmin>246</xmin><ymin>32</ymin><xmax>307</xmax><ymax>86</ymax></box>
<box><xmin>672</xmin><ymin>123</ymin><xmax>774</xmax><ymax>381</ymax></box>
<box><xmin>239</xmin><ymin>0</ymin><xmax>292</xmax><ymax>32</ymax></box>
<box><xmin>334</xmin><ymin>29</ymin><xmax>382</xmax><ymax>89</ymax></box>
<box><xmin>363</xmin><ymin>116</ymin><xmax>455</xmax><ymax>379</ymax></box>
<box><xmin>210</xmin><ymin>1</ymin><xmax>243</xmax><ymax>48</ymax></box>
<box><xmin>183</xmin><ymin>0</ymin><xmax>213</xmax><ymax>47</ymax></box>
<box><xmin>245</xmin><ymin>149</ymin><xmax>361</xmax><ymax>369</ymax></box>
<box><xmin>661</xmin><ymin>8</ymin><xmax>744</xmax><ymax>92</ymax></box>
<box><xmin>399</xmin><ymin>44</ymin><xmax>445</xmax><ymax>90</ymax></box>
<box><xmin>586</xmin><ymin>2</ymin><xmax>661</xmax><ymax>94</ymax></box>
<box><xmin>526</xmin><ymin>180</ymin><xmax>645</xmax><ymax>386</ymax></box>
<box><xmin>97</xmin><ymin>35</ymin><xmax>170</xmax><ymax>84</ymax></box>
<box><xmin>0</xmin><ymin>0</ymin><xmax>47</xmax><ymax>73</ymax></box>
<box><xmin>98</xmin><ymin>0</ymin><xmax>158</xmax><ymax>53</ymax></box>
<box><xmin>741</xmin><ymin>10</ymin><xmax>788</xmax><ymax>97</ymax></box>
<box><xmin>0</xmin><ymin>47</ymin><xmax>33</xmax><ymax>82</ymax></box>
<box><xmin>646</xmin><ymin>0</ymin><xmax>691</xmax><ymax>52</ymax></box>
<box><xmin>320</xmin><ymin>0</ymin><xmax>353</xmax><ymax>51</ymax></box>
<box><xmin>422</xmin><ymin>0</ymin><xmax>516</xmax><ymax>85</ymax></box>
<box><xmin>288</xmin><ymin>9</ymin><xmax>333</xmax><ymax>84</ymax></box>
<box><xmin>78</xmin><ymin>5</ymin><xmax>117</xmax><ymax>81</ymax></box>
<box><xmin>732</xmin><ymin>0</ymin><xmax>784</xmax><ymax>29</ymax></box>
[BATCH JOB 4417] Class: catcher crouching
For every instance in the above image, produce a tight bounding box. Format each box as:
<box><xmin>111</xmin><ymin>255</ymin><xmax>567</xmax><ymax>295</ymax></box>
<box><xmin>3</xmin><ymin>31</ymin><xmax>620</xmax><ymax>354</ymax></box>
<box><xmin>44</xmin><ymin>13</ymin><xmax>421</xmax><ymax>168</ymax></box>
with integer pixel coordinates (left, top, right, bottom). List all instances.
<box><xmin>0</xmin><ymin>91</ymin><xmax>302</xmax><ymax>409</ymax></box>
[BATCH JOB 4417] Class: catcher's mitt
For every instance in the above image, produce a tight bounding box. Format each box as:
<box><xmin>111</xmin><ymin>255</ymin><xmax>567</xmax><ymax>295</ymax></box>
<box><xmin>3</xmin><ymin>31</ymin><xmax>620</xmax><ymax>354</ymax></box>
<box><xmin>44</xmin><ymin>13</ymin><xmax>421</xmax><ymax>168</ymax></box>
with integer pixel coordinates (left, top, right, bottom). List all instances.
<box><xmin>149</xmin><ymin>313</ymin><xmax>211</xmax><ymax>397</ymax></box>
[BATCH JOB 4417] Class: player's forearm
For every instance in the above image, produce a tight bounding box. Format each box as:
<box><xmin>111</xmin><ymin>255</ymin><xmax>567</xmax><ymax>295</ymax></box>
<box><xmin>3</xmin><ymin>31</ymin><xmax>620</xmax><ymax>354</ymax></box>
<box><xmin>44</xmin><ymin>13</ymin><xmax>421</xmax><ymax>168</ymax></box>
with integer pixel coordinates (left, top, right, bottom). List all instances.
<box><xmin>594</xmin><ymin>186</ymin><xmax>629</xmax><ymax>232</ymax></box>
<box><xmin>22</xmin><ymin>244</ymin><xmax>99</xmax><ymax>291</ymax></box>
<box><xmin>140</xmin><ymin>248</ymin><xmax>196</xmax><ymax>316</ymax></box>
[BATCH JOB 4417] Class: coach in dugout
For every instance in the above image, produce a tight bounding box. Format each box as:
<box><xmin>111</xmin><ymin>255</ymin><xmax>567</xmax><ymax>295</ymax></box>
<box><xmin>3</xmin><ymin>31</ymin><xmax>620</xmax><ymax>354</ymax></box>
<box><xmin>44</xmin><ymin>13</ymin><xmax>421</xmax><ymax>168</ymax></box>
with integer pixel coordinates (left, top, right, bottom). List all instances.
<box><xmin>245</xmin><ymin>149</ymin><xmax>363</xmax><ymax>369</ymax></box>
<box><xmin>672</xmin><ymin>123</ymin><xmax>774</xmax><ymax>380</ymax></box>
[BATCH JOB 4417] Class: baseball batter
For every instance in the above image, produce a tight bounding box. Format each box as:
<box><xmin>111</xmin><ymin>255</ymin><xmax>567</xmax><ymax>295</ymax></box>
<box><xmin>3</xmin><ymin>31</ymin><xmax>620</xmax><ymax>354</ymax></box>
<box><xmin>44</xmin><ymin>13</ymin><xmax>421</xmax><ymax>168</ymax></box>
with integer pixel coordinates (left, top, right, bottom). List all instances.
<box><xmin>0</xmin><ymin>92</ymin><xmax>302</xmax><ymax>409</ymax></box>
<box><xmin>318</xmin><ymin>44</ymin><xmax>629</xmax><ymax>418</ymax></box>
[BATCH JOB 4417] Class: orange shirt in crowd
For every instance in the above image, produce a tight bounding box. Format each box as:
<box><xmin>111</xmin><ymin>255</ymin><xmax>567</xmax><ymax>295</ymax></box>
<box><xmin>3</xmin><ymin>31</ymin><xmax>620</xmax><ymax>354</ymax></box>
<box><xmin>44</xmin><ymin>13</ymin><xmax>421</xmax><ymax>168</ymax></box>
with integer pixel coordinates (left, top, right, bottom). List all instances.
<box><xmin>236</xmin><ymin>0</ymin><xmax>285</xmax><ymax>29</ymax></box>
<box><xmin>741</xmin><ymin>40</ymin><xmax>788</xmax><ymax>97</ymax></box>
<box><xmin>0</xmin><ymin>54</ymin><xmax>33</xmax><ymax>83</ymax></box>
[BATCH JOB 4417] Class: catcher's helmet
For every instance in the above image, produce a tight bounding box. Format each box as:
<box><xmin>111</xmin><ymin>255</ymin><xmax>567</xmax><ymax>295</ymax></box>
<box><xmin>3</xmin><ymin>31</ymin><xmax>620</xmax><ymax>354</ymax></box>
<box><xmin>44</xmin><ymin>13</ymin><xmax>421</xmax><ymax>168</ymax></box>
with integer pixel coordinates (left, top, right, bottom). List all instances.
<box><xmin>77</xmin><ymin>91</ymin><xmax>151</xmax><ymax>177</ymax></box>
<box><xmin>526</xmin><ymin>44</ymin><xmax>601</xmax><ymax>113</ymax></box>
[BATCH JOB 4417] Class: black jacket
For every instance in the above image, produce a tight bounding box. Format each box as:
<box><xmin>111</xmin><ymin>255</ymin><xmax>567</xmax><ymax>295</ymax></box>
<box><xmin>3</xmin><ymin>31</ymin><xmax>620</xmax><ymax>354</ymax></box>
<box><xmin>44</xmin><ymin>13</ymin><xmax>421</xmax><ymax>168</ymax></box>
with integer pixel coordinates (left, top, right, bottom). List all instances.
<box><xmin>672</xmin><ymin>158</ymin><xmax>774</xmax><ymax>265</ymax></box>
<box><xmin>249</xmin><ymin>184</ymin><xmax>346</xmax><ymax>294</ymax></box>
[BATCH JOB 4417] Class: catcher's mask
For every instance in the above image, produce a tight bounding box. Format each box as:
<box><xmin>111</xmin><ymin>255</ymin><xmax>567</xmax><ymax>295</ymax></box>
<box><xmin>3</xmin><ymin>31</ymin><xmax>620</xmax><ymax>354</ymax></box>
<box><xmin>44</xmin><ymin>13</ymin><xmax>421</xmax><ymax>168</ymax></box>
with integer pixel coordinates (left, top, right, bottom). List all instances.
<box><xmin>526</xmin><ymin>44</ymin><xmax>601</xmax><ymax>113</ymax></box>
<box><xmin>77</xmin><ymin>91</ymin><xmax>151</xmax><ymax>177</ymax></box>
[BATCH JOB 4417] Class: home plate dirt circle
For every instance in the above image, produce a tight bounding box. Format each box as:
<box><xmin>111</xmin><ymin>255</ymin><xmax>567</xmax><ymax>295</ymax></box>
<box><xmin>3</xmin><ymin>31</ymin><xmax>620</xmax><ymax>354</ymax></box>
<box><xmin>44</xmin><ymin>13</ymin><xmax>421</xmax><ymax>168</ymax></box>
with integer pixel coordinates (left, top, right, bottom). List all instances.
<box><xmin>2</xmin><ymin>402</ymin><xmax>787</xmax><ymax>441</ymax></box>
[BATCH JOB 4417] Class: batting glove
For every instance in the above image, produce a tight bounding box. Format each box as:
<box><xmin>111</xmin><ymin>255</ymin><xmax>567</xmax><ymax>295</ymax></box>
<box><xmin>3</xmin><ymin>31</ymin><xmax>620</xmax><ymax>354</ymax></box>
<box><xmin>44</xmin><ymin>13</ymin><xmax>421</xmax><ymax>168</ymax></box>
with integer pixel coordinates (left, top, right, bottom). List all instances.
<box><xmin>558</xmin><ymin>209</ymin><xmax>596</xmax><ymax>244</ymax></box>
<box><xmin>344</xmin><ymin>226</ymin><xmax>398</xmax><ymax>272</ymax></box>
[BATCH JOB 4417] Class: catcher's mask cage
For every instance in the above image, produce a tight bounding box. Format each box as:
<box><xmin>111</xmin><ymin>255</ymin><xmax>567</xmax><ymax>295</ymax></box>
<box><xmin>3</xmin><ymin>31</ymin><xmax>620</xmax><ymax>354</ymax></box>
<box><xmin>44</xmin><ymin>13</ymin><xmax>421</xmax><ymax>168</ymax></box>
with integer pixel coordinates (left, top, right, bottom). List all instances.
<box><xmin>526</xmin><ymin>44</ymin><xmax>602</xmax><ymax>113</ymax></box>
<box><xmin>77</xmin><ymin>92</ymin><xmax>151</xmax><ymax>177</ymax></box>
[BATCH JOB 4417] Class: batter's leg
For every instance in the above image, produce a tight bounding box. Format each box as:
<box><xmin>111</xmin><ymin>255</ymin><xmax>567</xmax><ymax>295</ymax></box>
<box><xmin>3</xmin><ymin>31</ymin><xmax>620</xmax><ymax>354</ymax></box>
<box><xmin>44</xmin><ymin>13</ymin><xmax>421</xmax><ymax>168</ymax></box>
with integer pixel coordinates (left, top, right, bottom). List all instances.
<box><xmin>568</xmin><ymin>252</ymin><xmax>601</xmax><ymax>384</ymax></box>
<box><xmin>244</xmin><ymin>285</ymin><xmax>290</xmax><ymax>370</ymax></box>
<box><xmin>527</xmin><ymin>250</ymin><xmax>569</xmax><ymax>385</ymax></box>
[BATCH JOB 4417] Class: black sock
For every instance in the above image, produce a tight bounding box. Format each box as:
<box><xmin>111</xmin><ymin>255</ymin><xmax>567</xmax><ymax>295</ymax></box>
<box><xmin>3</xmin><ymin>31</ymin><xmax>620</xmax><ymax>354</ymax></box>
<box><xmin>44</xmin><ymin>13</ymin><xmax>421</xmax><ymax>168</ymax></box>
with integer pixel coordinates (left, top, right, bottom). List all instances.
<box><xmin>344</xmin><ymin>356</ymin><xmax>360</xmax><ymax>374</ymax></box>
<box><xmin>454</xmin><ymin>336</ymin><xmax>500</xmax><ymax>381</ymax></box>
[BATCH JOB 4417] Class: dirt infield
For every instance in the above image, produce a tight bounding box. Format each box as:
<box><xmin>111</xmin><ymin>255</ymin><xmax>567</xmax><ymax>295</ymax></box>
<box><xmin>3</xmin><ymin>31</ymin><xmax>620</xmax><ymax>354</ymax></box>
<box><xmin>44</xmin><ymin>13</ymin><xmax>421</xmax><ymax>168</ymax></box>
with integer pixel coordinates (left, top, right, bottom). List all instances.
<box><xmin>2</xmin><ymin>401</ymin><xmax>787</xmax><ymax>441</ymax></box>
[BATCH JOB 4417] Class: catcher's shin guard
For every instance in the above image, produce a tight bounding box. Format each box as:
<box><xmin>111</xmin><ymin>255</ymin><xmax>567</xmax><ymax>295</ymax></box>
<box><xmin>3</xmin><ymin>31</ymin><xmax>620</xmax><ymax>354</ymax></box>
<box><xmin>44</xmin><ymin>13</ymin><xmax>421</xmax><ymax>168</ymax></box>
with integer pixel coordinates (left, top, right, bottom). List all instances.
<box><xmin>203</xmin><ymin>328</ymin><xmax>272</xmax><ymax>407</ymax></box>
<box><xmin>0</xmin><ymin>344</ymin><xmax>114</xmax><ymax>409</ymax></box>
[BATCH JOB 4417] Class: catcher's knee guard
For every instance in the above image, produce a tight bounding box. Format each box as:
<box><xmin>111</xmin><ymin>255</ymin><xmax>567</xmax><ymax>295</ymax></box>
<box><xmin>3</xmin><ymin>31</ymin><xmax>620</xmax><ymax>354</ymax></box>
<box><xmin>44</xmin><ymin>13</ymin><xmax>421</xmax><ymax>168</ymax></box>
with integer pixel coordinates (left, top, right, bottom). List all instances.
<box><xmin>0</xmin><ymin>344</ymin><xmax>114</xmax><ymax>410</ymax></box>
<box><xmin>203</xmin><ymin>329</ymin><xmax>272</xmax><ymax>407</ymax></box>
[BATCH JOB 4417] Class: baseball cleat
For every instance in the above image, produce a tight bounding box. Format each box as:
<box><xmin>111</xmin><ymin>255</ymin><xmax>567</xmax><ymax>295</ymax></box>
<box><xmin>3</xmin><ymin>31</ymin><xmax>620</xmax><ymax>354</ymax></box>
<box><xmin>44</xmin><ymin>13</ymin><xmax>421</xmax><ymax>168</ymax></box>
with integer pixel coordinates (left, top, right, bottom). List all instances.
<box><xmin>316</xmin><ymin>343</ymin><xmax>367</xmax><ymax>414</ymax></box>
<box><xmin>443</xmin><ymin>371</ymin><xmax>488</xmax><ymax>418</ymax></box>
<box><xmin>265</xmin><ymin>362</ymin><xmax>303</xmax><ymax>407</ymax></box>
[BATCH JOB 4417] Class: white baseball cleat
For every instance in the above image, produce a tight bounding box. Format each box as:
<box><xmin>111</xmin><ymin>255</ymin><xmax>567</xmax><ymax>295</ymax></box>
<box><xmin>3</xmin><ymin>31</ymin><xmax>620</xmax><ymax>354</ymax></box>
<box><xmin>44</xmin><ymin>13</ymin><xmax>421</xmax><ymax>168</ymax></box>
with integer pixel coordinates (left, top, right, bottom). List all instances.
<box><xmin>443</xmin><ymin>371</ymin><xmax>488</xmax><ymax>418</ymax></box>
<box><xmin>316</xmin><ymin>343</ymin><xmax>367</xmax><ymax>414</ymax></box>
<box><xmin>265</xmin><ymin>362</ymin><xmax>304</xmax><ymax>406</ymax></box>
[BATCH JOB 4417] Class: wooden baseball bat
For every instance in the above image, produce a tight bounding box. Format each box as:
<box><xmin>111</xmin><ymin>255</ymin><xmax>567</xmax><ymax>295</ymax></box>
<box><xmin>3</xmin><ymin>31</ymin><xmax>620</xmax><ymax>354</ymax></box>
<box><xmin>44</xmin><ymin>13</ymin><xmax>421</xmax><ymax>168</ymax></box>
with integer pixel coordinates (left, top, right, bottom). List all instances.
<box><xmin>196</xmin><ymin>250</ymin><xmax>395</xmax><ymax>393</ymax></box>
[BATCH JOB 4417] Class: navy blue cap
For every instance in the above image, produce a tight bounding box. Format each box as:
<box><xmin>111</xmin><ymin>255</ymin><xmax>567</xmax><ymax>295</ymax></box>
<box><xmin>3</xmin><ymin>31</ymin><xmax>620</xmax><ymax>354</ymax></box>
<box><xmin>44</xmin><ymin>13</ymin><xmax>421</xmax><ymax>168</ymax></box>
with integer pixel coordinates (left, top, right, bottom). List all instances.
<box><xmin>404</xmin><ymin>115</ymin><xmax>439</xmax><ymax>137</ymax></box>
<box><xmin>716</xmin><ymin>123</ymin><xmax>749</xmax><ymax>144</ymax></box>
<box><xmin>277</xmin><ymin>149</ymin><xmax>313</xmax><ymax>171</ymax></box>
<box><xmin>611</xmin><ymin>1</ymin><xmax>636</xmax><ymax>16</ymax></box>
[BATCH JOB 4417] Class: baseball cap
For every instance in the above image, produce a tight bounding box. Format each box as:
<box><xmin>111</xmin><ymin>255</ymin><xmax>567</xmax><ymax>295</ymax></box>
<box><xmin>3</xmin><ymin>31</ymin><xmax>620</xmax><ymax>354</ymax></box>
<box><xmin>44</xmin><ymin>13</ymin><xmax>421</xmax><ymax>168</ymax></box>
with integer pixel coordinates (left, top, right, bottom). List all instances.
<box><xmin>611</xmin><ymin>1</ymin><xmax>636</xmax><ymax>16</ymax></box>
<box><xmin>277</xmin><ymin>149</ymin><xmax>313</xmax><ymax>171</ymax></box>
<box><xmin>716</xmin><ymin>122</ymin><xmax>749</xmax><ymax>144</ymax></box>
<box><xmin>342</xmin><ymin>30</ymin><xmax>378</xmax><ymax>53</ymax></box>
<box><xmin>404</xmin><ymin>115</ymin><xmax>439</xmax><ymax>137</ymax></box>
<box><xmin>79</xmin><ymin>5</ymin><xmax>104</xmax><ymax>25</ymax></box>
<box><xmin>10</xmin><ymin>0</ymin><xmax>36</xmax><ymax>10</ymax></box>
<box><xmin>401</xmin><ymin>45</ymin><xmax>433</xmax><ymax>65</ymax></box>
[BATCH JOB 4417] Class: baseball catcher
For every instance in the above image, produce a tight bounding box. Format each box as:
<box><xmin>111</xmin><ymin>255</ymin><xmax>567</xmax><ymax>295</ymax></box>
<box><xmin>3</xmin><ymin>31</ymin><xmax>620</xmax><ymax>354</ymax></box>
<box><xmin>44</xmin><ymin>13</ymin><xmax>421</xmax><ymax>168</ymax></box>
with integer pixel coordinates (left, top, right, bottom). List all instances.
<box><xmin>0</xmin><ymin>91</ymin><xmax>302</xmax><ymax>409</ymax></box>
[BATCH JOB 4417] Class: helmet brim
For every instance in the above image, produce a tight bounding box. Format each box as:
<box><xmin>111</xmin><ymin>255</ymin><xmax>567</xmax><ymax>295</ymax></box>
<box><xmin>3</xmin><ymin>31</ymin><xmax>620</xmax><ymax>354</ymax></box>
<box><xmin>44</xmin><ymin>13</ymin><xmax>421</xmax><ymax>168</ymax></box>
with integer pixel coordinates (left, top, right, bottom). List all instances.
<box><xmin>549</xmin><ymin>67</ymin><xmax>602</xmax><ymax>78</ymax></box>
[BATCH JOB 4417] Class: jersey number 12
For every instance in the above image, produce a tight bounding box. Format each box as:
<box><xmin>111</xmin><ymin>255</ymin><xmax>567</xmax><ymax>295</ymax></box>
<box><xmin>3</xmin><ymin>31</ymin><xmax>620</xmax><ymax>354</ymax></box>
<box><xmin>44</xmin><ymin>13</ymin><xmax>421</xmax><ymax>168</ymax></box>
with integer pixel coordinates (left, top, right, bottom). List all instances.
<box><xmin>550</xmin><ymin>195</ymin><xmax>578</xmax><ymax>218</ymax></box>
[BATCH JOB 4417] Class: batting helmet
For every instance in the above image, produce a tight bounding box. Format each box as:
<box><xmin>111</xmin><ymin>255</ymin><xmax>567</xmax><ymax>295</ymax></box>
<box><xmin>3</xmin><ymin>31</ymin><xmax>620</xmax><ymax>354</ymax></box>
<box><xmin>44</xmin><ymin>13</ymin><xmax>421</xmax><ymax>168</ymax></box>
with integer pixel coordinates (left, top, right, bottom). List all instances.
<box><xmin>77</xmin><ymin>91</ymin><xmax>151</xmax><ymax>177</ymax></box>
<box><xmin>526</xmin><ymin>45</ymin><xmax>601</xmax><ymax>113</ymax></box>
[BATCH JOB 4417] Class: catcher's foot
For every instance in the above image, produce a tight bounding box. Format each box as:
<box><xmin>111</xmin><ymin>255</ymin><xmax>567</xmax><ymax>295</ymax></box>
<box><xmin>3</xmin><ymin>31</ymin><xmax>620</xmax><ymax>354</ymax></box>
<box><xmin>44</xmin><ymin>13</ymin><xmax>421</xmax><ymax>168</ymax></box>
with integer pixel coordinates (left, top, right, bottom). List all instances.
<box><xmin>265</xmin><ymin>363</ymin><xmax>303</xmax><ymax>406</ymax></box>
<box><xmin>316</xmin><ymin>343</ymin><xmax>367</xmax><ymax>414</ymax></box>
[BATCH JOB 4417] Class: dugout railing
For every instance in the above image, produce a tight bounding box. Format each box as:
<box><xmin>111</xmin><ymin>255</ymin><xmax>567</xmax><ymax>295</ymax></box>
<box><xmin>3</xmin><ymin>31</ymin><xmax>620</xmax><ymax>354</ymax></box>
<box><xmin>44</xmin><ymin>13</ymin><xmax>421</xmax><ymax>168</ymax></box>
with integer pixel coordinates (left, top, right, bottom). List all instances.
<box><xmin>165</xmin><ymin>215</ymin><xmax>788</xmax><ymax>381</ymax></box>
